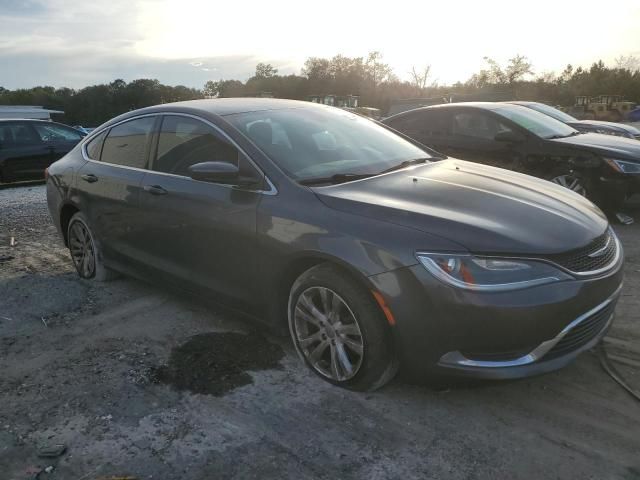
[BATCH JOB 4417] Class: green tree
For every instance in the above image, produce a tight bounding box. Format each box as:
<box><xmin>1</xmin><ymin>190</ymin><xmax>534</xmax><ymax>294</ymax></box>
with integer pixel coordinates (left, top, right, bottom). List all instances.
<box><xmin>254</xmin><ymin>63</ymin><xmax>278</xmax><ymax>79</ymax></box>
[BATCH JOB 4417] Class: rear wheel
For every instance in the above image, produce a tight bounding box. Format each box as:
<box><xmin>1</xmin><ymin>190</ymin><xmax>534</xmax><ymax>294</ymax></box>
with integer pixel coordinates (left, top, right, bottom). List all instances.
<box><xmin>67</xmin><ymin>212</ymin><xmax>117</xmax><ymax>281</ymax></box>
<box><xmin>288</xmin><ymin>264</ymin><xmax>397</xmax><ymax>391</ymax></box>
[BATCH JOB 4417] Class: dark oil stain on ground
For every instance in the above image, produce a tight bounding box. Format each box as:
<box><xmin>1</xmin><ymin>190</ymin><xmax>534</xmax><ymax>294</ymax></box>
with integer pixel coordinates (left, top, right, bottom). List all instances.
<box><xmin>151</xmin><ymin>332</ymin><xmax>285</xmax><ymax>396</ymax></box>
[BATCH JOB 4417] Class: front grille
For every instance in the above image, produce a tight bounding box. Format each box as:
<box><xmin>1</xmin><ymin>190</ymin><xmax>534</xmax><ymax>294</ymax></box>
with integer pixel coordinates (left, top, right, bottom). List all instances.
<box><xmin>460</xmin><ymin>347</ymin><xmax>535</xmax><ymax>363</ymax></box>
<box><xmin>543</xmin><ymin>229</ymin><xmax>617</xmax><ymax>274</ymax></box>
<box><xmin>544</xmin><ymin>301</ymin><xmax>615</xmax><ymax>359</ymax></box>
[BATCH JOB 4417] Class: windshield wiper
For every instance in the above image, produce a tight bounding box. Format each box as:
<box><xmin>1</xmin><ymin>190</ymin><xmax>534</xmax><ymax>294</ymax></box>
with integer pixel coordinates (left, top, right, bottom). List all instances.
<box><xmin>377</xmin><ymin>157</ymin><xmax>431</xmax><ymax>175</ymax></box>
<box><xmin>298</xmin><ymin>173</ymin><xmax>375</xmax><ymax>186</ymax></box>
<box><xmin>547</xmin><ymin>131</ymin><xmax>581</xmax><ymax>139</ymax></box>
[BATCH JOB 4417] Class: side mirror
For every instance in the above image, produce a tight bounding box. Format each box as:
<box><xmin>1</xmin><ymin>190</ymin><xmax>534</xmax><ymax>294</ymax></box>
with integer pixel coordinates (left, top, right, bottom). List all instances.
<box><xmin>495</xmin><ymin>130</ymin><xmax>525</xmax><ymax>143</ymax></box>
<box><xmin>188</xmin><ymin>161</ymin><xmax>240</xmax><ymax>184</ymax></box>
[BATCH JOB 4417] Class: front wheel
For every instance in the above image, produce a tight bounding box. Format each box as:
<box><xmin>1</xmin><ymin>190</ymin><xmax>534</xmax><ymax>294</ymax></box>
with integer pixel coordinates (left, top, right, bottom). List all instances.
<box><xmin>547</xmin><ymin>169</ymin><xmax>588</xmax><ymax>197</ymax></box>
<box><xmin>288</xmin><ymin>264</ymin><xmax>397</xmax><ymax>391</ymax></box>
<box><xmin>67</xmin><ymin>212</ymin><xmax>117</xmax><ymax>281</ymax></box>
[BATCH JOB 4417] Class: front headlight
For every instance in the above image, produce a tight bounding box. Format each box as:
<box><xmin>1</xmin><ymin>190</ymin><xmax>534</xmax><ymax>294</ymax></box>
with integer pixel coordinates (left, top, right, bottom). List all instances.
<box><xmin>416</xmin><ymin>253</ymin><xmax>572</xmax><ymax>292</ymax></box>
<box><xmin>604</xmin><ymin>158</ymin><xmax>640</xmax><ymax>174</ymax></box>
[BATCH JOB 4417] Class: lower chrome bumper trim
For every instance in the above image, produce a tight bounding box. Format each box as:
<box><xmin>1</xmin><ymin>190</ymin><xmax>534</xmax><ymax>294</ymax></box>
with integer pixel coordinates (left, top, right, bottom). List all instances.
<box><xmin>438</xmin><ymin>283</ymin><xmax>623</xmax><ymax>369</ymax></box>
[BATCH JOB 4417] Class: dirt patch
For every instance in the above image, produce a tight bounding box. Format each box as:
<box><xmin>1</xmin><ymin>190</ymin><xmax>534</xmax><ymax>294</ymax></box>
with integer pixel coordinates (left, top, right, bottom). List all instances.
<box><xmin>151</xmin><ymin>332</ymin><xmax>285</xmax><ymax>396</ymax></box>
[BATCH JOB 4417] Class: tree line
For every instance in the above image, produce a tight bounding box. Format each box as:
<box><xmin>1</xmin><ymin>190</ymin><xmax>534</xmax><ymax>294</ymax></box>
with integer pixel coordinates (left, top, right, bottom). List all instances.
<box><xmin>1</xmin><ymin>52</ymin><xmax>639</xmax><ymax>126</ymax></box>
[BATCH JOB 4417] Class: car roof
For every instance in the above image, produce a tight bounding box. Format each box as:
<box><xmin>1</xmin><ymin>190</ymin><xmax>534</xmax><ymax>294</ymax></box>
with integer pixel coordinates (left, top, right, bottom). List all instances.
<box><xmin>136</xmin><ymin>98</ymin><xmax>318</xmax><ymax>116</ymax></box>
<box><xmin>385</xmin><ymin>101</ymin><xmax>525</xmax><ymax>120</ymax></box>
<box><xmin>504</xmin><ymin>101</ymin><xmax>539</xmax><ymax>107</ymax></box>
<box><xmin>0</xmin><ymin>118</ymin><xmax>62</xmax><ymax>123</ymax></box>
<box><xmin>423</xmin><ymin>102</ymin><xmax>511</xmax><ymax>111</ymax></box>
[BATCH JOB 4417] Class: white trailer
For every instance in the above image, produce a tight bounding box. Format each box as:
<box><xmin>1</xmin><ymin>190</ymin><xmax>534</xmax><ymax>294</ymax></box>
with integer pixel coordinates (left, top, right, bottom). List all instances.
<box><xmin>0</xmin><ymin>105</ymin><xmax>64</xmax><ymax>120</ymax></box>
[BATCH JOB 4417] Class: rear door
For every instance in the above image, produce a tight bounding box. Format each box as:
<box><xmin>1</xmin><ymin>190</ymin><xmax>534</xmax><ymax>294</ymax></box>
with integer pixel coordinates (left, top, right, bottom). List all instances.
<box><xmin>386</xmin><ymin>109</ymin><xmax>453</xmax><ymax>155</ymax></box>
<box><xmin>76</xmin><ymin>115</ymin><xmax>158</xmax><ymax>269</ymax></box>
<box><xmin>136</xmin><ymin>114</ymin><xmax>263</xmax><ymax>304</ymax></box>
<box><xmin>0</xmin><ymin>121</ymin><xmax>51</xmax><ymax>182</ymax></box>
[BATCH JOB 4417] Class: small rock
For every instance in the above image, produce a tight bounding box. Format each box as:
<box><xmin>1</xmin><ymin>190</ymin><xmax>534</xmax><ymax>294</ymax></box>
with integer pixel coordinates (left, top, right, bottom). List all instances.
<box><xmin>44</xmin><ymin>465</ymin><xmax>54</xmax><ymax>473</ymax></box>
<box><xmin>37</xmin><ymin>443</ymin><xmax>67</xmax><ymax>458</ymax></box>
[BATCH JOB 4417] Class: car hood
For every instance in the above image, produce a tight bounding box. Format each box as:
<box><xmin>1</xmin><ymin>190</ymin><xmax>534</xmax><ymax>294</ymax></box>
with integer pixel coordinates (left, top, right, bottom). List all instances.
<box><xmin>570</xmin><ymin>120</ymin><xmax>640</xmax><ymax>135</ymax></box>
<box><xmin>549</xmin><ymin>132</ymin><xmax>640</xmax><ymax>160</ymax></box>
<box><xmin>314</xmin><ymin>160</ymin><xmax>608</xmax><ymax>255</ymax></box>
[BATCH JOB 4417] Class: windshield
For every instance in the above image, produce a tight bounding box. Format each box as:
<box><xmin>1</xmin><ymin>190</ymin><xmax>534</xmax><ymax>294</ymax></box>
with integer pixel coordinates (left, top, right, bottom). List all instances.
<box><xmin>524</xmin><ymin>103</ymin><xmax>577</xmax><ymax>123</ymax></box>
<box><xmin>493</xmin><ymin>106</ymin><xmax>579</xmax><ymax>139</ymax></box>
<box><xmin>226</xmin><ymin>107</ymin><xmax>431</xmax><ymax>181</ymax></box>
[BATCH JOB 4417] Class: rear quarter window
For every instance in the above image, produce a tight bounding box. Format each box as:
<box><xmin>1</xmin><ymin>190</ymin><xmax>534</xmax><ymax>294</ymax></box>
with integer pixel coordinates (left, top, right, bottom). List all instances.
<box><xmin>85</xmin><ymin>130</ymin><xmax>107</xmax><ymax>160</ymax></box>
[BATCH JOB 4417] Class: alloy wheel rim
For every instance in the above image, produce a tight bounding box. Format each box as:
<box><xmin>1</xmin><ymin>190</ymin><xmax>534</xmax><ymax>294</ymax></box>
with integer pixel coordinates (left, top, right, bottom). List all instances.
<box><xmin>69</xmin><ymin>221</ymin><xmax>96</xmax><ymax>278</ymax></box>
<box><xmin>293</xmin><ymin>286</ymin><xmax>364</xmax><ymax>381</ymax></box>
<box><xmin>551</xmin><ymin>174</ymin><xmax>587</xmax><ymax>196</ymax></box>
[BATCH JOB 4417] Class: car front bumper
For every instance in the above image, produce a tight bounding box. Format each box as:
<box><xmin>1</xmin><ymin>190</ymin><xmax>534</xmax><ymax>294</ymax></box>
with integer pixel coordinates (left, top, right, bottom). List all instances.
<box><xmin>368</xmin><ymin>257</ymin><xmax>624</xmax><ymax>381</ymax></box>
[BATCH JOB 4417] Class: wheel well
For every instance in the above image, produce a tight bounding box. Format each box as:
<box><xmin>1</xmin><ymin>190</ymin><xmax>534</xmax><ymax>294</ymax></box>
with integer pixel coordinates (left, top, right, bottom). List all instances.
<box><xmin>60</xmin><ymin>204</ymin><xmax>80</xmax><ymax>246</ymax></box>
<box><xmin>274</xmin><ymin>256</ymin><xmax>373</xmax><ymax>329</ymax></box>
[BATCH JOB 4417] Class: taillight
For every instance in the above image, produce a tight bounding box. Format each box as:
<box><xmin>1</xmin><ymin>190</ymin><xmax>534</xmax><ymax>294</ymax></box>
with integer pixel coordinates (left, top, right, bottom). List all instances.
<box><xmin>44</xmin><ymin>168</ymin><xmax>49</xmax><ymax>180</ymax></box>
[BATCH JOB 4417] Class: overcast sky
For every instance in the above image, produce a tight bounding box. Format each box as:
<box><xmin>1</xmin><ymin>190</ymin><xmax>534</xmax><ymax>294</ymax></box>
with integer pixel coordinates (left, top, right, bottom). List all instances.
<box><xmin>1</xmin><ymin>0</ymin><xmax>639</xmax><ymax>90</ymax></box>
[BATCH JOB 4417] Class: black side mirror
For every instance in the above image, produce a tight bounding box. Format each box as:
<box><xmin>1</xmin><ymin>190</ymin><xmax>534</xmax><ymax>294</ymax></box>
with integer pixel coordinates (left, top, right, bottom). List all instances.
<box><xmin>495</xmin><ymin>130</ymin><xmax>526</xmax><ymax>143</ymax></box>
<box><xmin>188</xmin><ymin>161</ymin><xmax>240</xmax><ymax>184</ymax></box>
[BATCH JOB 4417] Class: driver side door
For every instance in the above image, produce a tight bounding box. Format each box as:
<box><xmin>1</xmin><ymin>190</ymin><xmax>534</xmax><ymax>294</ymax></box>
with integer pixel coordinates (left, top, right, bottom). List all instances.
<box><xmin>446</xmin><ymin>110</ymin><xmax>522</xmax><ymax>170</ymax></box>
<box><xmin>135</xmin><ymin>114</ymin><xmax>264</xmax><ymax>306</ymax></box>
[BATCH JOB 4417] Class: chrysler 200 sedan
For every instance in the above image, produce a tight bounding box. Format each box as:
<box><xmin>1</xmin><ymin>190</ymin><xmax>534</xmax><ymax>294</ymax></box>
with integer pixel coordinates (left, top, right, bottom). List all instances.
<box><xmin>47</xmin><ymin>99</ymin><xmax>624</xmax><ymax>390</ymax></box>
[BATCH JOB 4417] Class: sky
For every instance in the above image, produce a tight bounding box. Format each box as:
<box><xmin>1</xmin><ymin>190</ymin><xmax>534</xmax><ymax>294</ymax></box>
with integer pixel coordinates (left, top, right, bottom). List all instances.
<box><xmin>0</xmin><ymin>0</ymin><xmax>639</xmax><ymax>90</ymax></box>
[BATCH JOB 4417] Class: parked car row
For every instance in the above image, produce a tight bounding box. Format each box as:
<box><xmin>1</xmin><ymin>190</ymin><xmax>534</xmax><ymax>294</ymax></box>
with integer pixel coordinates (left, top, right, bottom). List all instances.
<box><xmin>383</xmin><ymin>102</ymin><xmax>640</xmax><ymax>221</ymax></box>
<box><xmin>508</xmin><ymin>101</ymin><xmax>640</xmax><ymax>139</ymax></box>
<box><xmin>46</xmin><ymin>98</ymin><xmax>624</xmax><ymax>390</ymax></box>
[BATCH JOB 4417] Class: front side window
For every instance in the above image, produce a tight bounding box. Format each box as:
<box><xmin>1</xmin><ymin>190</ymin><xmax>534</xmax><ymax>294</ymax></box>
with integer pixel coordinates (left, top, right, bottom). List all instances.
<box><xmin>494</xmin><ymin>106</ymin><xmax>578</xmax><ymax>139</ymax></box>
<box><xmin>0</xmin><ymin>122</ymin><xmax>40</xmax><ymax>146</ymax></box>
<box><xmin>525</xmin><ymin>103</ymin><xmax>576</xmax><ymax>123</ymax></box>
<box><xmin>452</xmin><ymin>111</ymin><xmax>512</xmax><ymax>140</ymax></box>
<box><xmin>32</xmin><ymin>123</ymin><xmax>83</xmax><ymax>142</ymax></box>
<box><xmin>101</xmin><ymin>117</ymin><xmax>155</xmax><ymax>169</ymax></box>
<box><xmin>153</xmin><ymin>116</ymin><xmax>239</xmax><ymax>176</ymax></box>
<box><xmin>226</xmin><ymin>107</ymin><xmax>430</xmax><ymax>181</ymax></box>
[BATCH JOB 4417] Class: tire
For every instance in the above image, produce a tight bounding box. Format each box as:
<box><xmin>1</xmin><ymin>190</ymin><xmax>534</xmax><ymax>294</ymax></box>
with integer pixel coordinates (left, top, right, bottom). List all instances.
<box><xmin>288</xmin><ymin>263</ymin><xmax>397</xmax><ymax>391</ymax></box>
<box><xmin>67</xmin><ymin>212</ymin><xmax>117</xmax><ymax>281</ymax></box>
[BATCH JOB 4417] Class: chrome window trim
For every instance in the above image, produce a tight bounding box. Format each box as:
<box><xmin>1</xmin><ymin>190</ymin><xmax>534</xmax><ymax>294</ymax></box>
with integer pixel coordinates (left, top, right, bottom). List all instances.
<box><xmin>438</xmin><ymin>282</ymin><xmax>623</xmax><ymax>369</ymax></box>
<box><xmin>81</xmin><ymin>112</ymin><xmax>277</xmax><ymax>195</ymax></box>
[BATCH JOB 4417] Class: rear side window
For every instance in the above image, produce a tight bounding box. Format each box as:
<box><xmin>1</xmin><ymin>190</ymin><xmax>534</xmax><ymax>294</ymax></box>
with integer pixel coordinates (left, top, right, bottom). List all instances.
<box><xmin>0</xmin><ymin>122</ymin><xmax>40</xmax><ymax>146</ymax></box>
<box><xmin>389</xmin><ymin>110</ymin><xmax>451</xmax><ymax>138</ymax></box>
<box><xmin>85</xmin><ymin>130</ymin><xmax>107</xmax><ymax>160</ymax></box>
<box><xmin>153</xmin><ymin>116</ymin><xmax>239</xmax><ymax>176</ymax></box>
<box><xmin>387</xmin><ymin>112</ymin><xmax>423</xmax><ymax>131</ymax></box>
<box><xmin>101</xmin><ymin>117</ymin><xmax>155</xmax><ymax>169</ymax></box>
<box><xmin>32</xmin><ymin>123</ymin><xmax>83</xmax><ymax>142</ymax></box>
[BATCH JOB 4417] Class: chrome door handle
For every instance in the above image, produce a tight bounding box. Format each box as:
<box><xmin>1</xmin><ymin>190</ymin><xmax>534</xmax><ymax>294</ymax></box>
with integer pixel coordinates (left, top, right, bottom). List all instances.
<box><xmin>81</xmin><ymin>174</ymin><xmax>98</xmax><ymax>183</ymax></box>
<box><xmin>143</xmin><ymin>185</ymin><xmax>168</xmax><ymax>195</ymax></box>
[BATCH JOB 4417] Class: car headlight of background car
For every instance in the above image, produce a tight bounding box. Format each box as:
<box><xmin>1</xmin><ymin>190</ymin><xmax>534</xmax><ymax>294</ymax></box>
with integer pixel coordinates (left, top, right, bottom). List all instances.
<box><xmin>604</xmin><ymin>158</ymin><xmax>640</xmax><ymax>174</ymax></box>
<box><xmin>594</xmin><ymin>129</ymin><xmax>633</xmax><ymax>138</ymax></box>
<box><xmin>416</xmin><ymin>253</ymin><xmax>572</xmax><ymax>292</ymax></box>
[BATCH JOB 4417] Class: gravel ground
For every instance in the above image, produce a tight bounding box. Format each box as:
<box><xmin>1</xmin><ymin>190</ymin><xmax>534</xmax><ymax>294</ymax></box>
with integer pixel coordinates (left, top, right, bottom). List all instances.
<box><xmin>0</xmin><ymin>183</ymin><xmax>639</xmax><ymax>480</ymax></box>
